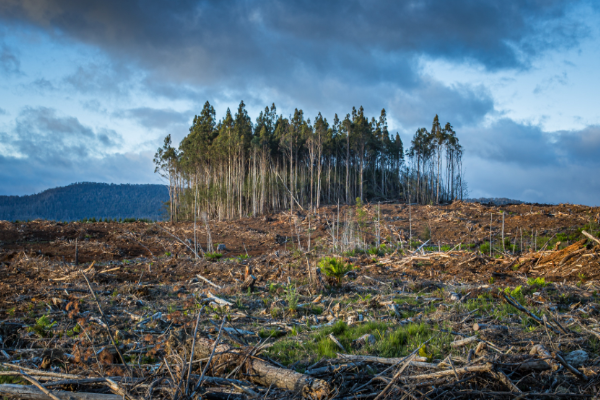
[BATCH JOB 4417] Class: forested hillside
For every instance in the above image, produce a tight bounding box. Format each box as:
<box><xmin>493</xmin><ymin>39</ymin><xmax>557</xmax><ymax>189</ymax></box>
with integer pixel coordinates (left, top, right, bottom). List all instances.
<box><xmin>0</xmin><ymin>182</ymin><xmax>169</xmax><ymax>222</ymax></box>
<box><xmin>154</xmin><ymin>101</ymin><xmax>467</xmax><ymax>221</ymax></box>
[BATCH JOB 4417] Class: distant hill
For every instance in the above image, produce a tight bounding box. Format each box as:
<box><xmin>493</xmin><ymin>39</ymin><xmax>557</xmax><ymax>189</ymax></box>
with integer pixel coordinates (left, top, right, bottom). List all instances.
<box><xmin>0</xmin><ymin>182</ymin><xmax>169</xmax><ymax>222</ymax></box>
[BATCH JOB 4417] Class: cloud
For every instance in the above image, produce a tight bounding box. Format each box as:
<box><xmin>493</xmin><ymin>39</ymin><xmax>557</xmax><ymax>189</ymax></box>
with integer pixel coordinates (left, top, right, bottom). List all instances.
<box><xmin>389</xmin><ymin>80</ymin><xmax>495</xmax><ymax>129</ymax></box>
<box><xmin>0</xmin><ymin>43</ymin><xmax>20</xmax><ymax>75</ymax></box>
<box><xmin>62</xmin><ymin>61</ymin><xmax>133</xmax><ymax>97</ymax></box>
<box><xmin>465</xmin><ymin>157</ymin><xmax>600</xmax><ymax>206</ymax></box>
<box><xmin>0</xmin><ymin>107</ymin><xmax>121</xmax><ymax>167</ymax></box>
<box><xmin>533</xmin><ymin>72</ymin><xmax>568</xmax><ymax>94</ymax></box>
<box><xmin>29</xmin><ymin>78</ymin><xmax>57</xmax><ymax>92</ymax></box>
<box><xmin>0</xmin><ymin>107</ymin><xmax>158</xmax><ymax>196</ymax></box>
<box><xmin>461</xmin><ymin>120</ymin><xmax>600</xmax><ymax>205</ymax></box>
<box><xmin>0</xmin><ymin>150</ymin><xmax>160</xmax><ymax>196</ymax></box>
<box><xmin>113</xmin><ymin>107</ymin><xmax>193</xmax><ymax>130</ymax></box>
<box><xmin>464</xmin><ymin>119</ymin><xmax>600</xmax><ymax>168</ymax></box>
<box><xmin>0</xmin><ymin>107</ymin><xmax>7</xmax><ymax>116</ymax></box>
<box><xmin>0</xmin><ymin>1</ymin><xmax>590</xmax><ymax>88</ymax></box>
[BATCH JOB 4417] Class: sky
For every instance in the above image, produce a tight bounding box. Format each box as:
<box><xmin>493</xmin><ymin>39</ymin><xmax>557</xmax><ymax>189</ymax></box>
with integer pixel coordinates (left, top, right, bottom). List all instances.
<box><xmin>0</xmin><ymin>0</ymin><xmax>599</xmax><ymax>205</ymax></box>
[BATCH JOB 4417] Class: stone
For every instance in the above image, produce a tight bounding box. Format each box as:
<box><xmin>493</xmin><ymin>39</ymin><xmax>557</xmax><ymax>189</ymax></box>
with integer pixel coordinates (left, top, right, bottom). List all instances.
<box><xmin>564</xmin><ymin>350</ymin><xmax>588</xmax><ymax>367</ymax></box>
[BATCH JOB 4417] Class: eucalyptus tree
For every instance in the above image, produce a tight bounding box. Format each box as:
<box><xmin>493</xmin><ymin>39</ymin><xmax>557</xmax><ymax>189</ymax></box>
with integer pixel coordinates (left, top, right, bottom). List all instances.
<box><xmin>154</xmin><ymin>102</ymin><xmax>466</xmax><ymax>220</ymax></box>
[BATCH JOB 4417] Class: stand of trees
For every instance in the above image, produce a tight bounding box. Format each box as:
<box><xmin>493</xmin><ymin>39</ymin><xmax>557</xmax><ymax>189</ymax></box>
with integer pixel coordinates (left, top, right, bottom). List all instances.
<box><xmin>154</xmin><ymin>101</ymin><xmax>466</xmax><ymax>222</ymax></box>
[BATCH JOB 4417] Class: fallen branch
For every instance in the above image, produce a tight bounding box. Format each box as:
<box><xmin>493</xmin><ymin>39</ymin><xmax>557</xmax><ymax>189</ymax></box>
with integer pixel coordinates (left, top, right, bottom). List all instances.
<box><xmin>188</xmin><ymin>336</ymin><xmax>330</xmax><ymax>398</ymax></box>
<box><xmin>0</xmin><ymin>384</ymin><xmax>121</xmax><ymax>400</ymax></box>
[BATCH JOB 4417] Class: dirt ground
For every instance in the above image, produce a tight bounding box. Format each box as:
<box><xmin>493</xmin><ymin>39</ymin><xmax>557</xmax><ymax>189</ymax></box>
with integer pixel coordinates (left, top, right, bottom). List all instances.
<box><xmin>1</xmin><ymin>201</ymin><xmax>600</xmax><ymax>399</ymax></box>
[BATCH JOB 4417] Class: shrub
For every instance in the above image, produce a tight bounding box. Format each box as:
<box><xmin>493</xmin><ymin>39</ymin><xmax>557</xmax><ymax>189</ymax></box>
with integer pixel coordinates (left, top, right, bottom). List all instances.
<box><xmin>28</xmin><ymin>315</ymin><xmax>57</xmax><ymax>338</ymax></box>
<box><xmin>479</xmin><ymin>242</ymin><xmax>491</xmax><ymax>254</ymax></box>
<box><xmin>285</xmin><ymin>285</ymin><xmax>299</xmax><ymax>312</ymax></box>
<box><xmin>318</xmin><ymin>257</ymin><xmax>356</xmax><ymax>286</ymax></box>
<box><xmin>527</xmin><ymin>277</ymin><xmax>548</xmax><ymax>288</ymax></box>
<box><xmin>205</xmin><ymin>252</ymin><xmax>223</xmax><ymax>261</ymax></box>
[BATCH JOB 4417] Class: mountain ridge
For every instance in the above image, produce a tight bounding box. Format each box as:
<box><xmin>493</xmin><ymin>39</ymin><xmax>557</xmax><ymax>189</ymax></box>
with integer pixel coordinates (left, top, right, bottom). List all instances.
<box><xmin>0</xmin><ymin>182</ymin><xmax>169</xmax><ymax>222</ymax></box>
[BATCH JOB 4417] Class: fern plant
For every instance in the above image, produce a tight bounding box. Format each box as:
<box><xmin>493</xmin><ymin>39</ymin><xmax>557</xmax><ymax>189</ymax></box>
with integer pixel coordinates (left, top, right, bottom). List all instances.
<box><xmin>318</xmin><ymin>257</ymin><xmax>356</xmax><ymax>286</ymax></box>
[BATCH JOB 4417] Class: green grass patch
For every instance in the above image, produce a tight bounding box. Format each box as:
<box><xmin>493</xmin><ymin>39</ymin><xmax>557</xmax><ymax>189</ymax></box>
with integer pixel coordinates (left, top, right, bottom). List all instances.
<box><xmin>264</xmin><ymin>320</ymin><xmax>452</xmax><ymax>368</ymax></box>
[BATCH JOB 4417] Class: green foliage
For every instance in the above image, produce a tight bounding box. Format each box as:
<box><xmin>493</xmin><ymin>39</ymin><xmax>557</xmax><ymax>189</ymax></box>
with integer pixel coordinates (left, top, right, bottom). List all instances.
<box><xmin>527</xmin><ymin>277</ymin><xmax>548</xmax><ymax>288</ymax></box>
<box><xmin>66</xmin><ymin>323</ymin><xmax>82</xmax><ymax>337</ymax></box>
<box><xmin>342</xmin><ymin>248</ymin><xmax>365</xmax><ymax>257</ymax></box>
<box><xmin>2</xmin><ymin>183</ymin><xmax>167</xmax><ymax>222</ymax></box>
<box><xmin>502</xmin><ymin>286</ymin><xmax>525</xmax><ymax>303</ymax></box>
<box><xmin>237</xmin><ymin>254</ymin><xmax>250</xmax><ymax>260</ymax></box>
<box><xmin>318</xmin><ymin>257</ymin><xmax>356</xmax><ymax>286</ymax></box>
<box><xmin>27</xmin><ymin>315</ymin><xmax>57</xmax><ymax>338</ymax></box>
<box><xmin>367</xmin><ymin>246</ymin><xmax>383</xmax><ymax>256</ymax></box>
<box><xmin>264</xmin><ymin>321</ymin><xmax>450</xmax><ymax>367</ymax></box>
<box><xmin>479</xmin><ymin>241</ymin><xmax>491</xmax><ymax>254</ymax></box>
<box><xmin>205</xmin><ymin>252</ymin><xmax>223</xmax><ymax>261</ymax></box>
<box><xmin>285</xmin><ymin>285</ymin><xmax>299</xmax><ymax>312</ymax></box>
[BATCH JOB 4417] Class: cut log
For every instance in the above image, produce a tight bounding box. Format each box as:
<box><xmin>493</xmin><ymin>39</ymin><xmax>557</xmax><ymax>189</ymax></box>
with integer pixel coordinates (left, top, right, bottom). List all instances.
<box><xmin>0</xmin><ymin>384</ymin><xmax>120</xmax><ymax>400</ymax></box>
<box><xmin>207</xmin><ymin>292</ymin><xmax>233</xmax><ymax>306</ymax></box>
<box><xmin>582</xmin><ymin>230</ymin><xmax>600</xmax><ymax>246</ymax></box>
<box><xmin>450</xmin><ymin>336</ymin><xmax>479</xmax><ymax>348</ymax></box>
<box><xmin>189</xmin><ymin>336</ymin><xmax>329</xmax><ymax>398</ymax></box>
<box><xmin>538</xmin><ymin>239</ymin><xmax>586</xmax><ymax>264</ymax></box>
<box><xmin>473</xmin><ymin>323</ymin><xmax>508</xmax><ymax>332</ymax></box>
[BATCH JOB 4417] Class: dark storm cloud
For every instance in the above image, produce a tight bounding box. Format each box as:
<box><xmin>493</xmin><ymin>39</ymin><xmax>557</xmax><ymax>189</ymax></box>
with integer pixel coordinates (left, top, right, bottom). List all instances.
<box><xmin>460</xmin><ymin>119</ymin><xmax>600</xmax><ymax>205</ymax></box>
<box><xmin>113</xmin><ymin>107</ymin><xmax>193</xmax><ymax>130</ymax></box>
<box><xmin>465</xmin><ymin>119</ymin><xmax>600</xmax><ymax>168</ymax></box>
<box><xmin>0</xmin><ymin>0</ymin><xmax>589</xmax><ymax>90</ymax></box>
<box><xmin>0</xmin><ymin>107</ymin><xmax>121</xmax><ymax>167</ymax></box>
